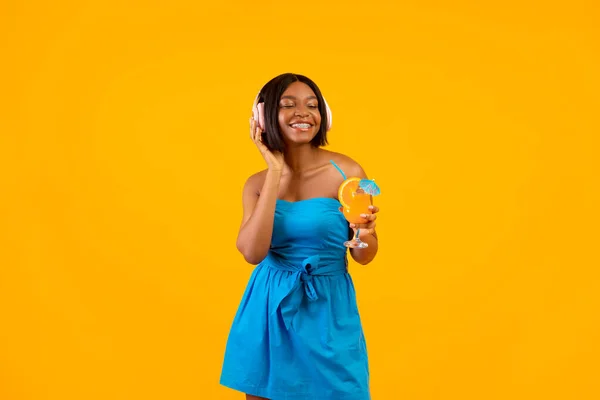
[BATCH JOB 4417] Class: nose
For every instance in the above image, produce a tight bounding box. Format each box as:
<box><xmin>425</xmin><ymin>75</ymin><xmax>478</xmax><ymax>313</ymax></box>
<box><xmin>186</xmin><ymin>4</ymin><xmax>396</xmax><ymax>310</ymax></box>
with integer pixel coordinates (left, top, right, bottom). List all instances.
<box><xmin>294</xmin><ymin>105</ymin><xmax>310</xmax><ymax>117</ymax></box>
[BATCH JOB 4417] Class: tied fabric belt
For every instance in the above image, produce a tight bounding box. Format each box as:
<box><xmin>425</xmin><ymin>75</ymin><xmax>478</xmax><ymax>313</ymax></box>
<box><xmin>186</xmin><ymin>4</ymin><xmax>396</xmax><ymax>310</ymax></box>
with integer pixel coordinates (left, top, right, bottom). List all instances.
<box><xmin>264</xmin><ymin>253</ymin><xmax>347</xmax><ymax>331</ymax></box>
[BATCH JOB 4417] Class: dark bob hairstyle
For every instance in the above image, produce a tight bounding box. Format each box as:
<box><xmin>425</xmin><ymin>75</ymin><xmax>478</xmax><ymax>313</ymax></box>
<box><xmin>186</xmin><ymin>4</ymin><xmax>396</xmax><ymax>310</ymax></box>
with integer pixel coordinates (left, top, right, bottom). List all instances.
<box><xmin>257</xmin><ymin>73</ymin><xmax>330</xmax><ymax>153</ymax></box>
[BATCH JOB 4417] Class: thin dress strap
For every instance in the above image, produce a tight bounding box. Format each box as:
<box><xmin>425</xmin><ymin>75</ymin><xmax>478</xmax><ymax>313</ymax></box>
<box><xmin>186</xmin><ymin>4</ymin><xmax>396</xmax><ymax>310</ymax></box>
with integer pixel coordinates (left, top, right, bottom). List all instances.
<box><xmin>329</xmin><ymin>160</ymin><xmax>347</xmax><ymax>180</ymax></box>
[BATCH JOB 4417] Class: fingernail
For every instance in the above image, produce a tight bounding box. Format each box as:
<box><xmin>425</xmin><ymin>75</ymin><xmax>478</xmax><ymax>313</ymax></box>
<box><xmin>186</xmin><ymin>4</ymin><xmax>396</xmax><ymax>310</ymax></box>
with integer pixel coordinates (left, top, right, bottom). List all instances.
<box><xmin>350</xmin><ymin>223</ymin><xmax>355</xmax><ymax>228</ymax></box>
<box><xmin>360</xmin><ymin>214</ymin><xmax>367</xmax><ymax>218</ymax></box>
<box><xmin>368</xmin><ymin>205</ymin><xmax>374</xmax><ymax>210</ymax></box>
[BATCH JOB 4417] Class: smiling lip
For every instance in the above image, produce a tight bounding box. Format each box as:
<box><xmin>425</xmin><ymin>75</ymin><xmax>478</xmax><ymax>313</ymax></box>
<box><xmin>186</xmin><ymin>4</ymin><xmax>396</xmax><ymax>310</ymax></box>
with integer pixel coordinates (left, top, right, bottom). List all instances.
<box><xmin>290</xmin><ymin>122</ymin><xmax>313</xmax><ymax>130</ymax></box>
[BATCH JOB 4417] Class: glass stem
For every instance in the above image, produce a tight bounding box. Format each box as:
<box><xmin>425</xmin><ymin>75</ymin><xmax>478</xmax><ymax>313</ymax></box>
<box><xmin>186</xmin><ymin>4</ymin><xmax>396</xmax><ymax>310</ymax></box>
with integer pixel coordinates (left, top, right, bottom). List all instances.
<box><xmin>355</xmin><ymin>228</ymin><xmax>361</xmax><ymax>242</ymax></box>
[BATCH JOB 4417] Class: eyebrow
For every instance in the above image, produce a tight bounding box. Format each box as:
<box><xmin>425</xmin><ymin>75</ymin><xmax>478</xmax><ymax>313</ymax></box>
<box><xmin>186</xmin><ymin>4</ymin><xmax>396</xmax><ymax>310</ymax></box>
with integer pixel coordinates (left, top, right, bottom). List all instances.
<box><xmin>280</xmin><ymin>95</ymin><xmax>318</xmax><ymax>100</ymax></box>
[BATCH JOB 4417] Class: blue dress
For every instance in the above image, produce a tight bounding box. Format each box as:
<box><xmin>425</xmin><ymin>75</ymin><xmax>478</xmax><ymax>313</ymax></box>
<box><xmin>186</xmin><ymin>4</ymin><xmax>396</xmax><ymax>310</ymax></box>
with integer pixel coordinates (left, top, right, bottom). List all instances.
<box><xmin>220</xmin><ymin>165</ymin><xmax>370</xmax><ymax>400</ymax></box>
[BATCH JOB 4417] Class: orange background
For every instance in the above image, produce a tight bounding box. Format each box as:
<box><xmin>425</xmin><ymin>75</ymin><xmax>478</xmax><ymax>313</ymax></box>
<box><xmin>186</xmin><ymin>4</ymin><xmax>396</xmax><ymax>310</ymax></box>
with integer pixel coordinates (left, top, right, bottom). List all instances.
<box><xmin>1</xmin><ymin>1</ymin><xmax>599</xmax><ymax>399</ymax></box>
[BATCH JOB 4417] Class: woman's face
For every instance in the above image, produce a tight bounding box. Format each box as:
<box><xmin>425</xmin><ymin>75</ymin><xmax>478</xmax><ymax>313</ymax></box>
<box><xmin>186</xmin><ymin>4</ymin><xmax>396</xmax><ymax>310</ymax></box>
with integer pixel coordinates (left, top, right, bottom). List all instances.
<box><xmin>277</xmin><ymin>81</ymin><xmax>322</xmax><ymax>147</ymax></box>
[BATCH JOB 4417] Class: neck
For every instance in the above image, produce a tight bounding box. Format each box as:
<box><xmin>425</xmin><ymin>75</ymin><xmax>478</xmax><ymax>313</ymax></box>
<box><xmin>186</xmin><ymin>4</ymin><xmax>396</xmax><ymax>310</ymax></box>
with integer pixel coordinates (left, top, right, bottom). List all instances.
<box><xmin>283</xmin><ymin>145</ymin><xmax>321</xmax><ymax>173</ymax></box>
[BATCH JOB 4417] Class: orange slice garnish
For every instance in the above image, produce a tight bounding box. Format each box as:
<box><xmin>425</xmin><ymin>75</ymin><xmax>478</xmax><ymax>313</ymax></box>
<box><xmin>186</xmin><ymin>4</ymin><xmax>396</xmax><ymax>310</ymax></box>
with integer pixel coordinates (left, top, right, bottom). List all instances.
<box><xmin>337</xmin><ymin>177</ymin><xmax>361</xmax><ymax>209</ymax></box>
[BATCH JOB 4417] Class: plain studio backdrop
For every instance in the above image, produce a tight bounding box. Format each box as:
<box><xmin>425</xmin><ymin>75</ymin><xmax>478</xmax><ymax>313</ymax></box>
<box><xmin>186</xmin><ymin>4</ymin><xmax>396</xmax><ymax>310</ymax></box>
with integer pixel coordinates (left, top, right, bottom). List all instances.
<box><xmin>1</xmin><ymin>1</ymin><xmax>598</xmax><ymax>399</ymax></box>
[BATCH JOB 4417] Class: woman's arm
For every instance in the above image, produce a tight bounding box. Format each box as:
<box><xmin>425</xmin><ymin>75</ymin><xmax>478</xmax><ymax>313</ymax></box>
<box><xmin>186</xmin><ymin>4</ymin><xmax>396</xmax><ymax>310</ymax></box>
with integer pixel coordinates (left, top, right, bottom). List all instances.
<box><xmin>340</xmin><ymin>158</ymin><xmax>380</xmax><ymax>265</ymax></box>
<box><xmin>236</xmin><ymin>169</ymin><xmax>282</xmax><ymax>265</ymax></box>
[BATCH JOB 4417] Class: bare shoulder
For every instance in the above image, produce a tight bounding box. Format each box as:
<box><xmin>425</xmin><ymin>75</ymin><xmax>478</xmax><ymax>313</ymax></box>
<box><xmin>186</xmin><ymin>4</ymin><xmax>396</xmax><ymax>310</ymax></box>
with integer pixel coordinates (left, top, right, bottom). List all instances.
<box><xmin>324</xmin><ymin>150</ymin><xmax>368</xmax><ymax>179</ymax></box>
<box><xmin>243</xmin><ymin>169</ymin><xmax>268</xmax><ymax>197</ymax></box>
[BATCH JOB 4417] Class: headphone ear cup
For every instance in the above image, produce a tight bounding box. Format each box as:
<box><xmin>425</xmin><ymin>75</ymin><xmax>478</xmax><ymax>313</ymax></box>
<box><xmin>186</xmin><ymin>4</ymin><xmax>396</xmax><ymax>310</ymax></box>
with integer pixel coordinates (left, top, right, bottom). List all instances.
<box><xmin>251</xmin><ymin>99</ymin><xmax>265</xmax><ymax>137</ymax></box>
<box><xmin>255</xmin><ymin>102</ymin><xmax>265</xmax><ymax>131</ymax></box>
<box><xmin>323</xmin><ymin>97</ymin><xmax>332</xmax><ymax>131</ymax></box>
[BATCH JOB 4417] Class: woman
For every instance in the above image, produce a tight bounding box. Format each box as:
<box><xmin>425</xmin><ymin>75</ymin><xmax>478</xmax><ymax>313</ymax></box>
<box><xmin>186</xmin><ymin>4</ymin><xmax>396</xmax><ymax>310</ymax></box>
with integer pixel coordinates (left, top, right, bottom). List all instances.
<box><xmin>220</xmin><ymin>73</ymin><xmax>380</xmax><ymax>400</ymax></box>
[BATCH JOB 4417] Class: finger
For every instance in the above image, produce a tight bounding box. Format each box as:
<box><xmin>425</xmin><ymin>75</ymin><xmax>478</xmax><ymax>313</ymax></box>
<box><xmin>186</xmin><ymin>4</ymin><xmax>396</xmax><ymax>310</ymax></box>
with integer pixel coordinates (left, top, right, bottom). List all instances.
<box><xmin>349</xmin><ymin>223</ymin><xmax>369</xmax><ymax>230</ymax></box>
<box><xmin>349</xmin><ymin>224</ymin><xmax>375</xmax><ymax>234</ymax></box>
<box><xmin>360</xmin><ymin>213</ymin><xmax>377</xmax><ymax>222</ymax></box>
<box><xmin>253</xmin><ymin>125</ymin><xmax>261</xmax><ymax>144</ymax></box>
<box><xmin>250</xmin><ymin>118</ymin><xmax>258</xmax><ymax>142</ymax></box>
<box><xmin>255</xmin><ymin>135</ymin><xmax>266</xmax><ymax>150</ymax></box>
<box><xmin>368</xmin><ymin>205</ymin><xmax>380</xmax><ymax>213</ymax></box>
<box><xmin>255</xmin><ymin>134</ymin><xmax>269</xmax><ymax>154</ymax></box>
<box><xmin>349</xmin><ymin>213</ymin><xmax>374</xmax><ymax>228</ymax></box>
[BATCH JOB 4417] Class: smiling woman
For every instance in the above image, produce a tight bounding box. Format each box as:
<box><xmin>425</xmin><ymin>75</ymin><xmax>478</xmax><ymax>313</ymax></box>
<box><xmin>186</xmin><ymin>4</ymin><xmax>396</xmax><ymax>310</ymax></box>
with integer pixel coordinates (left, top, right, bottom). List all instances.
<box><xmin>218</xmin><ymin>73</ymin><xmax>380</xmax><ymax>400</ymax></box>
<box><xmin>251</xmin><ymin>74</ymin><xmax>332</xmax><ymax>154</ymax></box>
<box><xmin>277</xmin><ymin>83</ymin><xmax>323</xmax><ymax>146</ymax></box>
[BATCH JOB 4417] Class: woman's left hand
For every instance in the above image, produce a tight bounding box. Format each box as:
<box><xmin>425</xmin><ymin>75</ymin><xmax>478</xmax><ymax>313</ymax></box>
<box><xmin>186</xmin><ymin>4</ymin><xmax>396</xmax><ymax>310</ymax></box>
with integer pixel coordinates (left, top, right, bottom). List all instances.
<box><xmin>339</xmin><ymin>205</ymin><xmax>380</xmax><ymax>235</ymax></box>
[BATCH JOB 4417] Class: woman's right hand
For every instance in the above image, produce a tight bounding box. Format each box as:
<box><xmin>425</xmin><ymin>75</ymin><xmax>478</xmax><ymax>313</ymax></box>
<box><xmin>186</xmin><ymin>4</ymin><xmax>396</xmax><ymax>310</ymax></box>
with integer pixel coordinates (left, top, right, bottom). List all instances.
<box><xmin>250</xmin><ymin>117</ymin><xmax>284</xmax><ymax>172</ymax></box>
